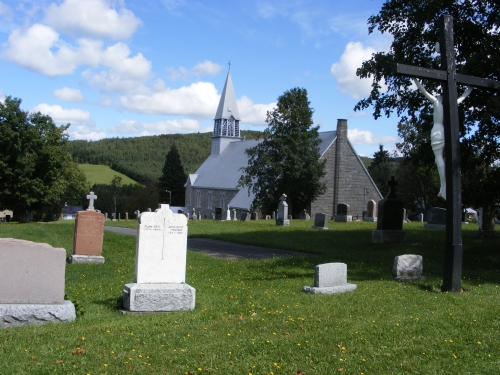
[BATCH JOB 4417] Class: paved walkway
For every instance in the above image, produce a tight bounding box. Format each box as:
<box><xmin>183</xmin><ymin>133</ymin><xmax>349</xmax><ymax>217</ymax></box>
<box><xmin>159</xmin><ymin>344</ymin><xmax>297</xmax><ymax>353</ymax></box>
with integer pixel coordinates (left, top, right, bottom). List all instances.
<box><xmin>104</xmin><ymin>226</ymin><xmax>311</xmax><ymax>261</ymax></box>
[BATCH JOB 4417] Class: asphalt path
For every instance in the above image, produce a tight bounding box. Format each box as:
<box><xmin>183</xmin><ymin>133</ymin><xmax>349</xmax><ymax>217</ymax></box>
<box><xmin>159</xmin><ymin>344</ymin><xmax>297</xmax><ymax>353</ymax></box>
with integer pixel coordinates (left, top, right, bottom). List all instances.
<box><xmin>104</xmin><ymin>226</ymin><xmax>312</xmax><ymax>261</ymax></box>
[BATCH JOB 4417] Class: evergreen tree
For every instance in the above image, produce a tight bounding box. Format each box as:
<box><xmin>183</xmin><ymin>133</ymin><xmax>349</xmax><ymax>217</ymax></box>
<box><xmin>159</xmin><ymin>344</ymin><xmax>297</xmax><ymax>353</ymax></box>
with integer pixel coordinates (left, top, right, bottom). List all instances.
<box><xmin>239</xmin><ymin>88</ymin><xmax>326</xmax><ymax>216</ymax></box>
<box><xmin>158</xmin><ymin>143</ymin><xmax>186</xmax><ymax>206</ymax></box>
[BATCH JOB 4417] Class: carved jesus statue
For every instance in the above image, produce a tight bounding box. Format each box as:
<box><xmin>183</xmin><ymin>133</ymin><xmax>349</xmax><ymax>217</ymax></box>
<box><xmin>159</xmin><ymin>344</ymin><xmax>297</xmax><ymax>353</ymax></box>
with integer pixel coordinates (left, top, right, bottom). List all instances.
<box><xmin>413</xmin><ymin>78</ymin><xmax>473</xmax><ymax>200</ymax></box>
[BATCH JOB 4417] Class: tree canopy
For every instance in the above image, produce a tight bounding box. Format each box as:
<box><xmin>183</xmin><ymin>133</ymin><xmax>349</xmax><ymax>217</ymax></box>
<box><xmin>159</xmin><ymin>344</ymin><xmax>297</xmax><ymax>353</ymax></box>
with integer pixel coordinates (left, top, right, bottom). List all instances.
<box><xmin>355</xmin><ymin>0</ymin><xmax>500</xmax><ymax>216</ymax></box>
<box><xmin>239</xmin><ymin>88</ymin><xmax>326</xmax><ymax>216</ymax></box>
<box><xmin>158</xmin><ymin>143</ymin><xmax>186</xmax><ymax>206</ymax></box>
<box><xmin>0</xmin><ymin>96</ymin><xmax>88</xmax><ymax>221</ymax></box>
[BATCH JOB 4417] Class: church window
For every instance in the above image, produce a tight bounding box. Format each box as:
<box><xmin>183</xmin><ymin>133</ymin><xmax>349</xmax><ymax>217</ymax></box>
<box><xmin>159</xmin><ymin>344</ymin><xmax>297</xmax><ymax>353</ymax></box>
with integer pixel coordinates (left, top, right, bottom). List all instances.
<box><xmin>196</xmin><ymin>190</ymin><xmax>201</xmax><ymax>207</ymax></box>
<box><xmin>235</xmin><ymin>120</ymin><xmax>240</xmax><ymax>137</ymax></box>
<box><xmin>207</xmin><ymin>191</ymin><xmax>212</xmax><ymax>209</ymax></box>
<box><xmin>222</xmin><ymin>119</ymin><xmax>228</xmax><ymax>136</ymax></box>
<box><xmin>219</xmin><ymin>192</ymin><xmax>226</xmax><ymax>208</ymax></box>
<box><xmin>227</xmin><ymin>116</ymin><xmax>235</xmax><ymax>136</ymax></box>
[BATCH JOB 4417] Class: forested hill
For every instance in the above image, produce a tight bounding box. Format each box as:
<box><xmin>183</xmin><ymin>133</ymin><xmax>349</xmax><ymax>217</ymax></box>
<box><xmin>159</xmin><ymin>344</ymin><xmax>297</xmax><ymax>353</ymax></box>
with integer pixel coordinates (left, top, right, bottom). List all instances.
<box><xmin>67</xmin><ymin>131</ymin><xmax>263</xmax><ymax>183</ymax></box>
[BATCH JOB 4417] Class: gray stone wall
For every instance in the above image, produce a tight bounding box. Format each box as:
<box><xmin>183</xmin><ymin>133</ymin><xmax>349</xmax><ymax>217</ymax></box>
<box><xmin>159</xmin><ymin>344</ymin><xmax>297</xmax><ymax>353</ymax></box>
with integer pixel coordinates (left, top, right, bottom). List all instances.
<box><xmin>310</xmin><ymin>119</ymin><xmax>382</xmax><ymax>219</ymax></box>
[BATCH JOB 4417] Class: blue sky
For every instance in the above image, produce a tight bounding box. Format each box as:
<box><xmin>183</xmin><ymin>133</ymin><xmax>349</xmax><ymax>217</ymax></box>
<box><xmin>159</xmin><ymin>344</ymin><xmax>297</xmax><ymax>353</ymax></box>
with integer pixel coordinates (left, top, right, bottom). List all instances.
<box><xmin>0</xmin><ymin>0</ymin><xmax>399</xmax><ymax>157</ymax></box>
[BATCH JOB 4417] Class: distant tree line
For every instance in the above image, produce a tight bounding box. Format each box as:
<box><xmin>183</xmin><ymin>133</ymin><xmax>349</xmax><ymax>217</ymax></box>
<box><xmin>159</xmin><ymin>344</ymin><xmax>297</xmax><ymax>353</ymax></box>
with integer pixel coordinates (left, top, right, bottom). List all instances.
<box><xmin>67</xmin><ymin>130</ymin><xmax>263</xmax><ymax>183</ymax></box>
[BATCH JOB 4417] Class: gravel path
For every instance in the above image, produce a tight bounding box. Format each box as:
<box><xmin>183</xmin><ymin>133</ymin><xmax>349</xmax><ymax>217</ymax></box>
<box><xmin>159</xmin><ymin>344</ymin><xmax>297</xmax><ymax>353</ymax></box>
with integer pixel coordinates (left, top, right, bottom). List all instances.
<box><xmin>104</xmin><ymin>226</ymin><xmax>312</xmax><ymax>261</ymax></box>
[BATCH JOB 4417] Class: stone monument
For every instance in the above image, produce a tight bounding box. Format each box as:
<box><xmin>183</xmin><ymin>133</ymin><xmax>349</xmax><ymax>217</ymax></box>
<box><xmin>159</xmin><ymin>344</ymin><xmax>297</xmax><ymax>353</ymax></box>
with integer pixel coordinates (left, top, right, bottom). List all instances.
<box><xmin>303</xmin><ymin>263</ymin><xmax>356</xmax><ymax>294</ymax></box>
<box><xmin>335</xmin><ymin>203</ymin><xmax>352</xmax><ymax>222</ymax></box>
<box><xmin>364</xmin><ymin>200</ymin><xmax>377</xmax><ymax>222</ymax></box>
<box><xmin>122</xmin><ymin>204</ymin><xmax>195</xmax><ymax>312</ymax></box>
<box><xmin>312</xmin><ymin>213</ymin><xmax>328</xmax><ymax>230</ymax></box>
<box><xmin>68</xmin><ymin>191</ymin><xmax>105</xmax><ymax>264</ymax></box>
<box><xmin>424</xmin><ymin>207</ymin><xmax>446</xmax><ymax>229</ymax></box>
<box><xmin>226</xmin><ymin>206</ymin><xmax>231</xmax><ymax>220</ymax></box>
<box><xmin>392</xmin><ymin>254</ymin><xmax>425</xmax><ymax>281</ymax></box>
<box><xmin>276</xmin><ymin>194</ymin><xmax>290</xmax><ymax>226</ymax></box>
<box><xmin>0</xmin><ymin>238</ymin><xmax>76</xmax><ymax>328</ymax></box>
<box><xmin>372</xmin><ymin>177</ymin><xmax>407</xmax><ymax>243</ymax></box>
<box><xmin>300</xmin><ymin>210</ymin><xmax>311</xmax><ymax>220</ymax></box>
<box><xmin>214</xmin><ymin>207</ymin><xmax>223</xmax><ymax>221</ymax></box>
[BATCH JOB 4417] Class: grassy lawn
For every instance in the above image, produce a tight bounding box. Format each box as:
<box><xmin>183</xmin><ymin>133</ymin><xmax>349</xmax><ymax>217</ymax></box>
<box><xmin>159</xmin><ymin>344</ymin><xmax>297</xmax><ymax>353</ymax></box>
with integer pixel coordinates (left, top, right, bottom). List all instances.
<box><xmin>0</xmin><ymin>219</ymin><xmax>499</xmax><ymax>374</ymax></box>
<box><xmin>79</xmin><ymin>164</ymin><xmax>138</xmax><ymax>186</ymax></box>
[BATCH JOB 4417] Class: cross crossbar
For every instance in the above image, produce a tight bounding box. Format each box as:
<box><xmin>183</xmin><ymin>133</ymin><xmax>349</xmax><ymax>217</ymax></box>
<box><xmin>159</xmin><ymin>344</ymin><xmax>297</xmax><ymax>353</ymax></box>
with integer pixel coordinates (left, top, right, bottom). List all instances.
<box><xmin>397</xmin><ymin>64</ymin><xmax>500</xmax><ymax>90</ymax></box>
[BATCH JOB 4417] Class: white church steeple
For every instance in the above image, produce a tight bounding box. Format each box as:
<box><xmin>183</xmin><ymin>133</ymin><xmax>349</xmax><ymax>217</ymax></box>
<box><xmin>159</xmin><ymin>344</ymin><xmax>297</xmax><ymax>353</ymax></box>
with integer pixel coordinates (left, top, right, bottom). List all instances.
<box><xmin>211</xmin><ymin>69</ymin><xmax>242</xmax><ymax>155</ymax></box>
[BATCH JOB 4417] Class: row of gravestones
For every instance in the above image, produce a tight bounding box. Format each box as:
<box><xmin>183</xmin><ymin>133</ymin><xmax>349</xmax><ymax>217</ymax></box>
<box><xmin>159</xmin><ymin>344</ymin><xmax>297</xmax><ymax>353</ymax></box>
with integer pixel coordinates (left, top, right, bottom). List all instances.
<box><xmin>0</xmin><ymin>187</ymin><xmax>428</xmax><ymax>328</ymax></box>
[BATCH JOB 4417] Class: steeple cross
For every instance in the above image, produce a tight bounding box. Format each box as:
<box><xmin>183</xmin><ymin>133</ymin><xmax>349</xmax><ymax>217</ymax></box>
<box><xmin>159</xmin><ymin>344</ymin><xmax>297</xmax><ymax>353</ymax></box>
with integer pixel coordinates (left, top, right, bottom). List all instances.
<box><xmin>396</xmin><ymin>14</ymin><xmax>500</xmax><ymax>292</ymax></box>
<box><xmin>228</xmin><ymin>60</ymin><xmax>231</xmax><ymax>70</ymax></box>
<box><xmin>86</xmin><ymin>191</ymin><xmax>97</xmax><ymax>210</ymax></box>
<box><xmin>387</xmin><ymin>176</ymin><xmax>398</xmax><ymax>198</ymax></box>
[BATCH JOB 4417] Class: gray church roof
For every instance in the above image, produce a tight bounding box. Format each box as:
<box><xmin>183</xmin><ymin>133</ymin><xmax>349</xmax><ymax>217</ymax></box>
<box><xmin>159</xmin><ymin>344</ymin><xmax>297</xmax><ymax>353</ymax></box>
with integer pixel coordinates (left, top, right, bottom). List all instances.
<box><xmin>191</xmin><ymin>130</ymin><xmax>338</xmax><ymax>209</ymax></box>
<box><xmin>214</xmin><ymin>71</ymin><xmax>241</xmax><ymax>120</ymax></box>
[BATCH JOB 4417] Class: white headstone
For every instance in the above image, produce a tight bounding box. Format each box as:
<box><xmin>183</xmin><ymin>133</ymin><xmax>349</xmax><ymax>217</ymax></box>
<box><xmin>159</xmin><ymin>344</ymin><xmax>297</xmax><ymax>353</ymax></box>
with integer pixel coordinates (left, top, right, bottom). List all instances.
<box><xmin>303</xmin><ymin>263</ymin><xmax>356</xmax><ymax>294</ymax></box>
<box><xmin>123</xmin><ymin>204</ymin><xmax>195</xmax><ymax>312</ymax></box>
<box><xmin>86</xmin><ymin>191</ymin><xmax>97</xmax><ymax>210</ymax></box>
<box><xmin>226</xmin><ymin>206</ymin><xmax>231</xmax><ymax>220</ymax></box>
<box><xmin>135</xmin><ymin>204</ymin><xmax>188</xmax><ymax>284</ymax></box>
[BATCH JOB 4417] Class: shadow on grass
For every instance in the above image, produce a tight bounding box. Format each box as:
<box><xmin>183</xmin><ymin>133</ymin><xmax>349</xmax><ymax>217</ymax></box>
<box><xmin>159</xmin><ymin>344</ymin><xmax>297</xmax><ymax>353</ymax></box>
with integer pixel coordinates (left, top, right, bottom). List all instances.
<box><xmin>195</xmin><ymin>225</ymin><xmax>500</xmax><ymax>285</ymax></box>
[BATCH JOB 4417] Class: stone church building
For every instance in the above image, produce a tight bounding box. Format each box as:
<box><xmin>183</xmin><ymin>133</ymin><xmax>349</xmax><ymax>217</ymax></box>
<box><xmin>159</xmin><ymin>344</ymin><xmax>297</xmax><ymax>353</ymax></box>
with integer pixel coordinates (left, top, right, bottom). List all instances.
<box><xmin>184</xmin><ymin>71</ymin><xmax>382</xmax><ymax>219</ymax></box>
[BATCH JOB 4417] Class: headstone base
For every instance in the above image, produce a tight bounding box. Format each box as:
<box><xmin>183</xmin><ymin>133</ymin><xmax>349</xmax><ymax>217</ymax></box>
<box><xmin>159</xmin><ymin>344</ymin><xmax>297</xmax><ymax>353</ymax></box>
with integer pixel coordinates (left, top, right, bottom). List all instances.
<box><xmin>363</xmin><ymin>217</ymin><xmax>377</xmax><ymax>222</ymax></box>
<box><xmin>312</xmin><ymin>226</ymin><xmax>329</xmax><ymax>230</ymax></box>
<box><xmin>372</xmin><ymin>230</ymin><xmax>407</xmax><ymax>243</ymax></box>
<box><xmin>424</xmin><ymin>224</ymin><xmax>446</xmax><ymax>229</ymax></box>
<box><xmin>122</xmin><ymin>283</ymin><xmax>195</xmax><ymax>312</ymax></box>
<box><xmin>67</xmin><ymin>255</ymin><xmax>105</xmax><ymax>264</ymax></box>
<box><xmin>276</xmin><ymin>219</ymin><xmax>290</xmax><ymax>226</ymax></box>
<box><xmin>473</xmin><ymin>230</ymin><xmax>499</xmax><ymax>239</ymax></box>
<box><xmin>335</xmin><ymin>215</ymin><xmax>352</xmax><ymax>222</ymax></box>
<box><xmin>393</xmin><ymin>275</ymin><xmax>426</xmax><ymax>281</ymax></box>
<box><xmin>0</xmin><ymin>300</ymin><xmax>76</xmax><ymax>328</ymax></box>
<box><xmin>303</xmin><ymin>284</ymin><xmax>357</xmax><ymax>295</ymax></box>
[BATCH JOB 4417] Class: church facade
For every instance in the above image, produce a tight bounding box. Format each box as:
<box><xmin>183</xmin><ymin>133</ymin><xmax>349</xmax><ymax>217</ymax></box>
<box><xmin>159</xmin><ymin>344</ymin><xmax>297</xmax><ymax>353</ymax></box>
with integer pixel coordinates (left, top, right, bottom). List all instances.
<box><xmin>185</xmin><ymin>71</ymin><xmax>382</xmax><ymax>219</ymax></box>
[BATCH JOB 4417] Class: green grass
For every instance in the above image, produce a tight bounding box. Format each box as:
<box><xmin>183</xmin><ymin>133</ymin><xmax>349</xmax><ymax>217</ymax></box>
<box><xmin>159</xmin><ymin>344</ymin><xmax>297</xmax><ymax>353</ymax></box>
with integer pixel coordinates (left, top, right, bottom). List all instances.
<box><xmin>1</xmin><ymin>220</ymin><xmax>499</xmax><ymax>374</ymax></box>
<box><xmin>79</xmin><ymin>163</ymin><xmax>138</xmax><ymax>186</ymax></box>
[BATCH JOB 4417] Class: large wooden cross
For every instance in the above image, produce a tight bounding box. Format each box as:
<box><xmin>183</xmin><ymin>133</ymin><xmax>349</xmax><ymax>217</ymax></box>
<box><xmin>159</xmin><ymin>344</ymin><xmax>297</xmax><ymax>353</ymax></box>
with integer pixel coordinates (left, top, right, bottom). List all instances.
<box><xmin>397</xmin><ymin>14</ymin><xmax>500</xmax><ymax>292</ymax></box>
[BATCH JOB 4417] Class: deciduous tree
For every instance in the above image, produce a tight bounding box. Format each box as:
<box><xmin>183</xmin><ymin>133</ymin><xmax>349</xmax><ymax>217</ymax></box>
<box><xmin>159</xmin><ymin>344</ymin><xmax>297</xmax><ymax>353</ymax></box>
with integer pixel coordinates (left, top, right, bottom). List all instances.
<box><xmin>355</xmin><ymin>0</ymin><xmax>500</xmax><ymax>226</ymax></box>
<box><xmin>0</xmin><ymin>96</ymin><xmax>87</xmax><ymax>221</ymax></box>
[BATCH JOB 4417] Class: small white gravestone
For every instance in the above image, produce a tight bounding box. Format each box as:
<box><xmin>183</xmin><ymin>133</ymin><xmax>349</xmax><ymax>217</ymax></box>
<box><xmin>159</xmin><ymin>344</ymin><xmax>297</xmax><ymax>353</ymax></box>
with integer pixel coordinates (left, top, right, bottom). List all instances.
<box><xmin>122</xmin><ymin>204</ymin><xmax>195</xmax><ymax>312</ymax></box>
<box><xmin>392</xmin><ymin>254</ymin><xmax>425</xmax><ymax>281</ymax></box>
<box><xmin>303</xmin><ymin>263</ymin><xmax>356</xmax><ymax>294</ymax></box>
<box><xmin>276</xmin><ymin>194</ymin><xmax>290</xmax><ymax>226</ymax></box>
<box><xmin>226</xmin><ymin>206</ymin><xmax>231</xmax><ymax>221</ymax></box>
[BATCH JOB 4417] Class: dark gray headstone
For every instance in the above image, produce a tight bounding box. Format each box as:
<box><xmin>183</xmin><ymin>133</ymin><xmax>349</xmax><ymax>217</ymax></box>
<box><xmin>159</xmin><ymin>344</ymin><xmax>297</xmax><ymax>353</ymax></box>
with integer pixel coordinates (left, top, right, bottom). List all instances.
<box><xmin>336</xmin><ymin>203</ymin><xmax>349</xmax><ymax>215</ymax></box>
<box><xmin>427</xmin><ymin>208</ymin><xmax>446</xmax><ymax>225</ymax></box>
<box><xmin>313</xmin><ymin>213</ymin><xmax>328</xmax><ymax>230</ymax></box>
<box><xmin>377</xmin><ymin>177</ymin><xmax>404</xmax><ymax>231</ymax></box>
<box><xmin>251</xmin><ymin>212</ymin><xmax>258</xmax><ymax>220</ymax></box>
<box><xmin>215</xmin><ymin>207</ymin><xmax>223</xmax><ymax>220</ymax></box>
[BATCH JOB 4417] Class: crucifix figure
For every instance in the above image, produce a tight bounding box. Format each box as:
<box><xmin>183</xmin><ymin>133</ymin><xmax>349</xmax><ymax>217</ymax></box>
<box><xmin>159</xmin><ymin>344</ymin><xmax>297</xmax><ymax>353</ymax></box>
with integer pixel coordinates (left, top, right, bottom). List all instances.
<box><xmin>397</xmin><ymin>14</ymin><xmax>500</xmax><ymax>292</ymax></box>
<box><xmin>86</xmin><ymin>191</ymin><xmax>97</xmax><ymax>210</ymax></box>
<box><xmin>413</xmin><ymin>77</ymin><xmax>473</xmax><ymax>199</ymax></box>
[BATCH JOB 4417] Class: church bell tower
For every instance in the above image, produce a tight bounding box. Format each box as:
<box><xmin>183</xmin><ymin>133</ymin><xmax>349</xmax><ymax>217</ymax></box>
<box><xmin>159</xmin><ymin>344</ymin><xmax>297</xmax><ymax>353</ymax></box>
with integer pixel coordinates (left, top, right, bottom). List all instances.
<box><xmin>211</xmin><ymin>69</ymin><xmax>242</xmax><ymax>155</ymax></box>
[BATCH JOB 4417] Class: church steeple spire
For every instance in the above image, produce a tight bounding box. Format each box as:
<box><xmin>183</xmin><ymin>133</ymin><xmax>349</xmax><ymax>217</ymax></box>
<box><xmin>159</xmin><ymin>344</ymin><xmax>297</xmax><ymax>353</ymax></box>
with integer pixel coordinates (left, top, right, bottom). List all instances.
<box><xmin>211</xmin><ymin>70</ymin><xmax>242</xmax><ymax>155</ymax></box>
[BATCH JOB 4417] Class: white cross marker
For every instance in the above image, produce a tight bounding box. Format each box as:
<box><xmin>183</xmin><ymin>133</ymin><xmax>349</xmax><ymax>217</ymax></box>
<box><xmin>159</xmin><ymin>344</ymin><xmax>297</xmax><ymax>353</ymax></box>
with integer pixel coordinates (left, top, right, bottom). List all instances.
<box><xmin>86</xmin><ymin>191</ymin><xmax>97</xmax><ymax>210</ymax></box>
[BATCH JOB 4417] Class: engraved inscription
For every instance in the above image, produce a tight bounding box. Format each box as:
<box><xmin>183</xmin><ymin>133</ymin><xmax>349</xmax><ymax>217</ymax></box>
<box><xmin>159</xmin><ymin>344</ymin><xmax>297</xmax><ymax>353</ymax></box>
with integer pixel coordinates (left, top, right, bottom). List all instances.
<box><xmin>168</xmin><ymin>225</ymin><xmax>184</xmax><ymax>234</ymax></box>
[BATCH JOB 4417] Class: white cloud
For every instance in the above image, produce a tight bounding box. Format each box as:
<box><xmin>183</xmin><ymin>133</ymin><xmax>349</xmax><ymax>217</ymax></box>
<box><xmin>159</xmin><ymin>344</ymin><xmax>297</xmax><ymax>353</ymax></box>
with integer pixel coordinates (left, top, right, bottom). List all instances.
<box><xmin>237</xmin><ymin>96</ymin><xmax>275</xmax><ymax>126</ymax></box>
<box><xmin>119</xmin><ymin>81</ymin><xmax>220</xmax><ymax>117</ymax></box>
<box><xmin>53</xmin><ymin>87</ymin><xmax>85</xmax><ymax>102</ymax></box>
<box><xmin>44</xmin><ymin>0</ymin><xmax>141</xmax><ymax>40</ymax></box>
<box><xmin>108</xmin><ymin>118</ymin><xmax>200</xmax><ymax>136</ymax></box>
<box><xmin>331</xmin><ymin>41</ymin><xmax>385</xmax><ymax>100</ymax></box>
<box><xmin>1</xmin><ymin>24</ymin><xmax>102</xmax><ymax>76</ymax></box>
<box><xmin>32</xmin><ymin>103</ymin><xmax>105</xmax><ymax>140</ymax></box>
<box><xmin>166</xmin><ymin>60</ymin><xmax>223</xmax><ymax>80</ymax></box>
<box><xmin>348</xmin><ymin>128</ymin><xmax>396</xmax><ymax>145</ymax></box>
<box><xmin>82</xmin><ymin>42</ymin><xmax>152</xmax><ymax>94</ymax></box>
